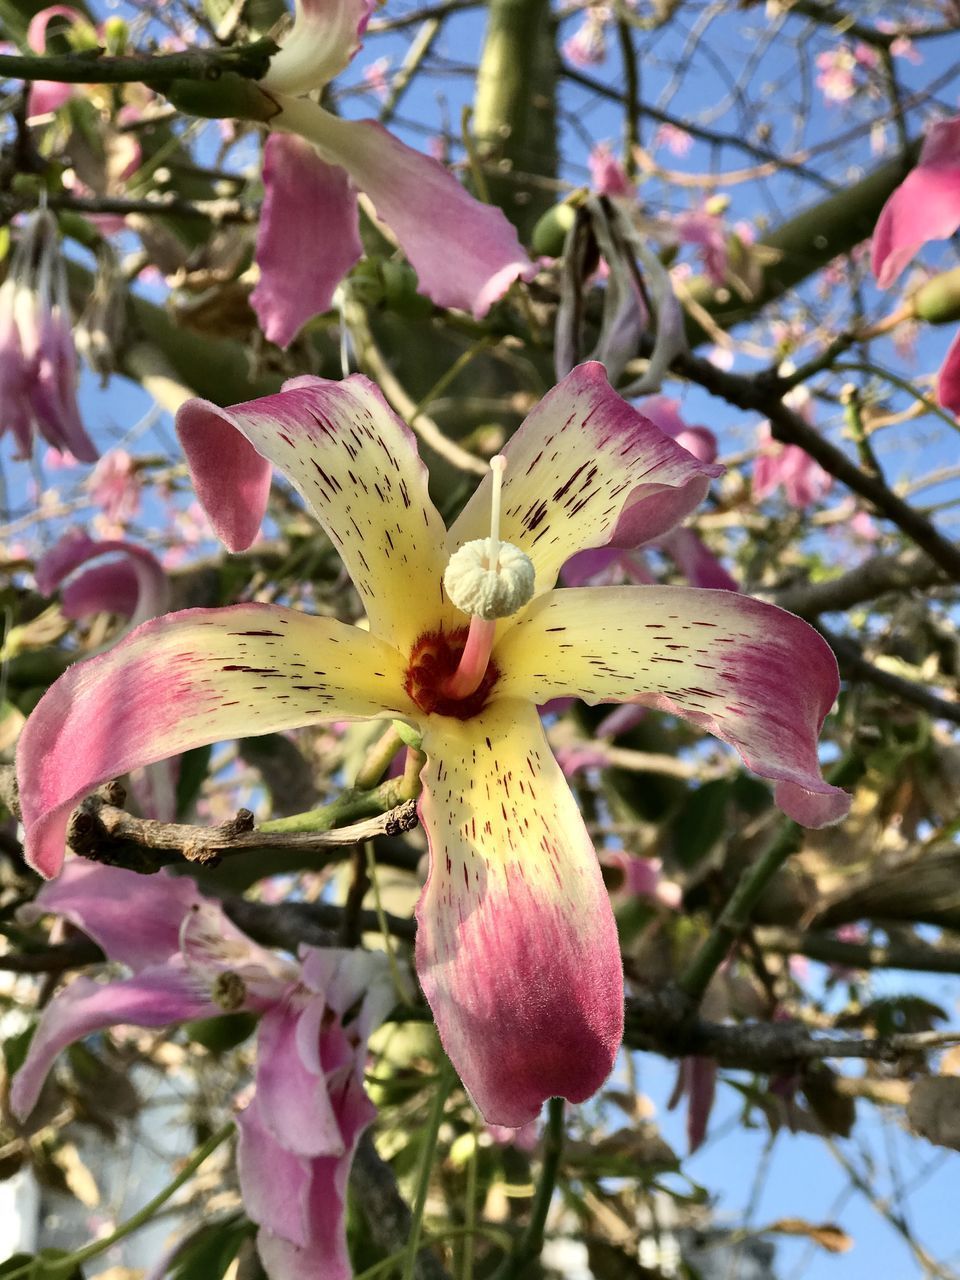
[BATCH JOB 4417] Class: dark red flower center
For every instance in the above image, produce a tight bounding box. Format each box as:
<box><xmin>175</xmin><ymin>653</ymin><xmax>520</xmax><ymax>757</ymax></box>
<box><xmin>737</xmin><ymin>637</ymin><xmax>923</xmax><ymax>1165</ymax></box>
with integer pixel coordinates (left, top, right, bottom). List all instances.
<box><xmin>405</xmin><ymin>627</ymin><xmax>499</xmax><ymax>720</ymax></box>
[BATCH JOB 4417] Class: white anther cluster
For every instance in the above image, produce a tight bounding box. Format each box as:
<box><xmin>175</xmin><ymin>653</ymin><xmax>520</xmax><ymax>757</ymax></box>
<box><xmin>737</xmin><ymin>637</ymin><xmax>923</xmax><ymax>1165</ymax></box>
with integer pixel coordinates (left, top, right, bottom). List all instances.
<box><xmin>444</xmin><ymin>538</ymin><xmax>535</xmax><ymax>620</ymax></box>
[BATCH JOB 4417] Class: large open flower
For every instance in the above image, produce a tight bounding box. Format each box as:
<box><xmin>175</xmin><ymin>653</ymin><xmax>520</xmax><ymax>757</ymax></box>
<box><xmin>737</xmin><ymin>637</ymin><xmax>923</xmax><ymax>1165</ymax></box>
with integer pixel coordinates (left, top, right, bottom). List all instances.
<box><xmin>16</xmin><ymin>362</ymin><xmax>848</xmax><ymax>1125</ymax></box>
<box><xmin>248</xmin><ymin>0</ymin><xmax>534</xmax><ymax>346</ymax></box>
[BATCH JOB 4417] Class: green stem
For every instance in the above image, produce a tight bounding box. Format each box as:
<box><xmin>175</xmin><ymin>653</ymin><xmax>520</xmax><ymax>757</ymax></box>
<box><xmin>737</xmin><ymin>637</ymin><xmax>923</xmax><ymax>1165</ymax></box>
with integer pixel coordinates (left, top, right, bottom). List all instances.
<box><xmin>5</xmin><ymin>1122</ymin><xmax>235</xmax><ymax>1280</ymax></box>
<box><xmin>401</xmin><ymin>1063</ymin><xmax>457</xmax><ymax>1280</ymax></box>
<box><xmin>492</xmin><ymin>1096</ymin><xmax>564</xmax><ymax>1280</ymax></box>
<box><xmin>355</xmin><ymin>724</ymin><xmax>406</xmax><ymax>790</ymax></box>
<box><xmin>0</xmin><ymin>39</ymin><xmax>276</xmax><ymax>84</ymax></box>
<box><xmin>259</xmin><ymin>775</ymin><xmax>415</xmax><ymax>834</ymax></box>
<box><xmin>678</xmin><ymin>819</ymin><xmax>800</xmax><ymax>1007</ymax></box>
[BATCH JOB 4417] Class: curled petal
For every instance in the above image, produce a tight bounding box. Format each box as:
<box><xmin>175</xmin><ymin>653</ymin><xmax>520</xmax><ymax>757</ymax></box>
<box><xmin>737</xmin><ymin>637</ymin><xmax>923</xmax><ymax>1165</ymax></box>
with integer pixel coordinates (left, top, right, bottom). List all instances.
<box><xmin>36</xmin><ymin>531</ymin><xmax>170</xmax><ymax>626</ymax></box>
<box><xmin>11</xmin><ymin>967</ymin><xmax>213</xmax><ymax>1120</ymax></box>
<box><xmin>872</xmin><ymin>117</ymin><xmax>960</xmax><ymax>287</ymax></box>
<box><xmin>237</xmin><ymin>1103</ymin><xmax>314</xmax><ymax>1251</ymax></box>
<box><xmin>448</xmin><ymin>363</ymin><xmax>721</xmax><ymax>602</ymax></box>
<box><xmin>660</xmin><ymin>528</ymin><xmax>739</xmax><ymax>592</ymax></box>
<box><xmin>251</xmin><ymin>135</ymin><xmax>362</xmax><ymax>348</ymax></box>
<box><xmin>16</xmin><ymin>603</ymin><xmax>414</xmax><ymax>878</ymax></box>
<box><xmin>495</xmin><ymin>586</ymin><xmax>849</xmax><ymax>827</ymax></box>
<box><xmin>274</xmin><ymin>100</ymin><xmax>536</xmax><ymax>318</ymax></box>
<box><xmin>17</xmin><ymin>860</ymin><xmax>201</xmax><ymax>971</ymax></box>
<box><xmin>260</xmin><ymin>0</ymin><xmax>373</xmax><ymax>96</ymax></box>
<box><xmin>176</xmin><ymin>376</ymin><xmax>448</xmax><ymax>649</ymax></box>
<box><xmin>416</xmin><ymin>698</ymin><xmax>623</xmax><ymax>1126</ymax></box>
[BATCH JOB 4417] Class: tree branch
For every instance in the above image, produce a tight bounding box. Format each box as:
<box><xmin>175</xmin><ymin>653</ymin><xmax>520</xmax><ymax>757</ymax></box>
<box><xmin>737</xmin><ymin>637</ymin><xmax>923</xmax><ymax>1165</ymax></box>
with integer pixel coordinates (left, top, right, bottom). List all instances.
<box><xmin>0</xmin><ymin>39</ymin><xmax>276</xmax><ymax>85</ymax></box>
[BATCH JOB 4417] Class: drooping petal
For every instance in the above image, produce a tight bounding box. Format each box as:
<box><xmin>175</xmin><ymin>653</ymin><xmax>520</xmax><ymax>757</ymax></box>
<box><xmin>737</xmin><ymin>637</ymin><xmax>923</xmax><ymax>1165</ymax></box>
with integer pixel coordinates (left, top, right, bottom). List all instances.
<box><xmin>251</xmin><ymin>135</ymin><xmax>362</xmax><ymax>348</ymax></box>
<box><xmin>176</xmin><ymin>376</ymin><xmax>449</xmax><ymax>649</ymax></box>
<box><xmin>260</xmin><ymin>0</ymin><xmax>373</xmax><ymax>97</ymax></box>
<box><xmin>11</xmin><ymin>967</ymin><xmax>214</xmax><ymax>1120</ymax></box>
<box><xmin>16</xmin><ymin>603</ymin><xmax>413</xmax><ymax>878</ymax></box>
<box><xmin>415</xmin><ymin>697</ymin><xmax>623</xmax><ymax>1126</ymax></box>
<box><xmin>494</xmin><ymin>586</ymin><xmax>849</xmax><ymax>827</ymax></box>
<box><xmin>872</xmin><ymin>116</ymin><xmax>960</xmax><ymax>288</ymax></box>
<box><xmin>448</xmin><ymin>363</ymin><xmax>722</xmax><ymax>601</ymax></box>
<box><xmin>236</xmin><ymin>1102</ymin><xmax>314</xmax><ymax>1251</ymax></box>
<box><xmin>273</xmin><ymin>99</ymin><xmax>536</xmax><ymax>319</ymax></box>
<box><xmin>17</xmin><ymin>861</ymin><xmax>201</xmax><ymax>970</ymax></box>
<box><xmin>254</xmin><ymin>998</ymin><xmax>344</xmax><ymax>1157</ymax></box>
<box><xmin>937</xmin><ymin>325</ymin><xmax>960</xmax><ymax>415</ymax></box>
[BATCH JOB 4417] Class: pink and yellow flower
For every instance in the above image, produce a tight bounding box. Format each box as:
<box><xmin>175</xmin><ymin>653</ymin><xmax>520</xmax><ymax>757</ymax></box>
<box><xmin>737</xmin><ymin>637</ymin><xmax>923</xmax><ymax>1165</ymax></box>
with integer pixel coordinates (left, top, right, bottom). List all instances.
<box><xmin>16</xmin><ymin>362</ymin><xmax>848</xmax><ymax>1125</ymax></box>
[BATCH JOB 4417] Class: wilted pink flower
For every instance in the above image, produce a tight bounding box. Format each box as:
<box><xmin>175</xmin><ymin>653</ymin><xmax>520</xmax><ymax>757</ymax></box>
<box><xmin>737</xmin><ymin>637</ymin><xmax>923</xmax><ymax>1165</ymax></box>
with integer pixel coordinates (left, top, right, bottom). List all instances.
<box><xmin>88</xmin><ymin>449</ymin><xmax>142</xmax><ymax>523</ymax></box>
<box><xmin>0</xmin><ymin>209</ymin><xmax>97</xmax><ymax>462</ymax></box>
<box><xmin>36</xmin><ymin>529</ymin><xmax>169</xmax><ymax>631</ymax></box>
<box><xmin>487</xmin><ymin>1120</ymin><xmax>539</xmax><ymax>1152</ymax></box>
<box><xmin>588</xmin><ymin>142</ymin><xmax>633</xmax><ymax>197</ymax></box>
<box><xmin>249</xmin><ymin>0</ymin><xmax>535</xmax><ymax>346</ymax></box>
<box><xmin>11</xmin><ymin>862</ymin><xmax>394</xmax><ymax>1280</ymax></box>
<box><xmin>654</xmin><ymin>123</ymin><xmax>693</xmax><ymax>156</ymax></box>
<box><xmin>17</xmin><ymin>364</ymin><xmax>848</xmax><ymax>1126</ymax></box>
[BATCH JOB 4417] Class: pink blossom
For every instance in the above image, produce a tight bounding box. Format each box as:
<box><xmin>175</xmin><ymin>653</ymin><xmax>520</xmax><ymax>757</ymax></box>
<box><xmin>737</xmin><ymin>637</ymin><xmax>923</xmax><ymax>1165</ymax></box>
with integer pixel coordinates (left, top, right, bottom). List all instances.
<box><xmin>25</xmin><ymin>6</ymin><xmax>91</xmax><ymax>120</ymax></box>
<box><xmin>362</xmin><ymin>56</ymin><xmax>390</xmax><ymax>100</ymax></box>
<box><xmin>562</xmin><ymin>9</ymin><xmax>607</xmax><ymax>66</ymax></box>
<box><xmin>88</xmin><ymin>449</ymin><xmax>142</xmax><ymax>523</ymax></box>
<box><xmin>654</xmin><ymin>122</ymin><xmax>693</xmax><ymax>157</ymax></box>
<box><xmin>675</xmin><ymin>209</ymin><xmax>728</xmax><ymax>286</ymax></box>
<box><xmin>250</xmin><ymin>0</ymin><xmax>535</xmax><ymax>345</ymax></box>
<box><xmin>11</xmin><ymin>862</ymin><xmax>394</xmax><ymax>1280</ymax></box>
<box><xmin>603</xmin><ymin>850</ymin><xmax>682</xmax><ymax>911</ymax></box>
<box><xmin>753</xmin><ymin>388</ymin><xmax>832</xmax><ymax>509</ymax></box>
<box><xmin>668</xmin><ymin>1056</ymin><xmax>717</xmax><ymax>1154</ymax></box>
<box><xmin>815</xmin><ymin>47</ymin><xmax>857</xmax><ymax>103</ymax></box>
<box><xmin>588</xmin><ymin>142</ymin><xmax>633</xmax><ymax>197</ymax></box>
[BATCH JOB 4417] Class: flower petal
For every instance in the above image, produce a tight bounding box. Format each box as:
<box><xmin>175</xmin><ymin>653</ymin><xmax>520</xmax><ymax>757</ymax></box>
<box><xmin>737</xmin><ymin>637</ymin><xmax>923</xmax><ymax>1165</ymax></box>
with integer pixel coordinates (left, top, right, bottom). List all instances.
<box><xmin>274</xmin><ymin>99</ymin><xmax>536</xmax><ymax>318</ymax></box>
<box><xmin>260</xmin><ymin>0</ymin><xmax>373</xmax><ymax>97</ymax></box>
<box><xmin>415</xmin><ymin>697</ymin><xmax>623</xmax><ymax>1126</ymax></box>
<box><xmin>254</xmin><ymin>999</ymin><xmax>344</xmax><ymax>1157</ymax></box>
<box><xmin>872</xmin><ymin>116</ymin><xmax>960</xmax><ymax>288</ymax></box>
<box><xmin>447</xmin><ymin>363</ymin><xmax>722</xmax><ymax>601</ymax></box>
<box><xmin>176</xmin><ymin>376</ymin><xmax>449</xmax><ymax>649</ymax></box>
<box><xmin>11</xmin><ymin>967</ymin><xmax>213</xmax><ymax>1120</ymax></box>
<box><xmin>494</xmin><ymin>586</ymin><xmax>848</xmax><ymax>827</ymax></box>
<box><xmin>660</xmin><ymin>528</ymin><xmax>738</xmax><ymax>592</ymax></box>
<box><xmin>16</xmin><ymin>603</ymin><xmax>413</xmax><ymax>878</ymax></box>
<box><xmin>36</xmin><ymin>532</ymin><xmax>170</xmax><ymax>626</ymax></box>
<box><xmin>237</xmin><ymin>1102</ymin><xmax>314</xmax><ymax>1250</ymax></box>
<box><xmin>251</xmin><ymin>135</ymin><xmax>362</xmax><ymax>348</ymax></box>
<box><xmin>17</xmin><ymin>861</ymin><xmax>201</xmax><ymax>970</ymax></box>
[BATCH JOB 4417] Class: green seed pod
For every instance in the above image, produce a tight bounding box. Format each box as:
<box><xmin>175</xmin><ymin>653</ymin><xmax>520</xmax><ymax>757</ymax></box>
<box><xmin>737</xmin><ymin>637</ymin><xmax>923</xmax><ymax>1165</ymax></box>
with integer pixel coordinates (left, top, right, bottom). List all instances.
<box><xmin>913</xmin><ymin>266</ymin><xmax>960</xmax><ymax>325</ymax></box>
<box><xmin>531</xmin><ymin>198</ymin><xmax>581</xmax><ymax>258</ymax></box>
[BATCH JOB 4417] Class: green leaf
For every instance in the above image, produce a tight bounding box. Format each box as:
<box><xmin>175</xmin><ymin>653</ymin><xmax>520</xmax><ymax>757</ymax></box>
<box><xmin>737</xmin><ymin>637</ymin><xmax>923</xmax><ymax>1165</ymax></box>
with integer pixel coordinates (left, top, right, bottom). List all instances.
<box><xmin>169</xmin><ymin>1214</ymin><xmax>255</xmax><ymax>1280</ymax></box>
<box><xmin>670</xmin><ymin>779</ymin><xmax>730</xmax><ymax>869</ymax></box>
<box><xmin>176</xmin><ymin>744</ymin><xmax>212</xmax><ymax>819</ymax></box>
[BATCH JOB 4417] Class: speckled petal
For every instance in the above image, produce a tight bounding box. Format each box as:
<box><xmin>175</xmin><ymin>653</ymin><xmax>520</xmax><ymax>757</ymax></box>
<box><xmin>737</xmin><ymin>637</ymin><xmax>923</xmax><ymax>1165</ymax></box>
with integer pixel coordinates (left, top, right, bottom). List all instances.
<box><xmin>176</xmin><ymin>375</ymin><xmax>449</xmax><ymax>650</ymax></box>
<box><xmin>415</xmin><ymin>698</ymin><xmax>623</xmax><ymax>1126</ymax></box>
<box><xmin>446</xmin><ymin>363</ymin><xmax>721</xmax><ymax>603</ymax></box>
<box><xmin>494</xmin><ymin>586</ymin><xmax>848</xmax><ymax>827</ymax></box>
<box><xmin>16</xmin><ymin>603</ymin><xmax>414</xmax><ymax>879</ymax></box>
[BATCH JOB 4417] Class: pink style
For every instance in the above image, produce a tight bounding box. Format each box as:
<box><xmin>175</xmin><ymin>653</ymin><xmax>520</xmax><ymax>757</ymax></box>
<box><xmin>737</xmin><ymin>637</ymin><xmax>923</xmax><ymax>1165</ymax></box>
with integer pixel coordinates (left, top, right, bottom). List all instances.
<box><xmin>17</xmin><ymin>362</ymin><xmax>849</xmax><ymax>1129</ymax></box>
